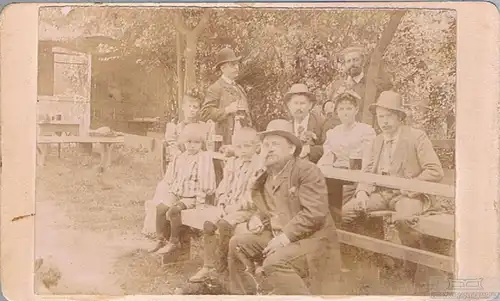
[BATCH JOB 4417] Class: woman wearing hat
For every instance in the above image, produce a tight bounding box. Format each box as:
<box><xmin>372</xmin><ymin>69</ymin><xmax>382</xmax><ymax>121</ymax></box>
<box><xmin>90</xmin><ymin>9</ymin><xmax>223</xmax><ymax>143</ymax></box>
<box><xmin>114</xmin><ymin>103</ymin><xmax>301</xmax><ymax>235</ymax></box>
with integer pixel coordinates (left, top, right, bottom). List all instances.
<box><xmin>317</xmin><ymin>91</ymin><xmax>376</xmax><ymax>224</ymax></box>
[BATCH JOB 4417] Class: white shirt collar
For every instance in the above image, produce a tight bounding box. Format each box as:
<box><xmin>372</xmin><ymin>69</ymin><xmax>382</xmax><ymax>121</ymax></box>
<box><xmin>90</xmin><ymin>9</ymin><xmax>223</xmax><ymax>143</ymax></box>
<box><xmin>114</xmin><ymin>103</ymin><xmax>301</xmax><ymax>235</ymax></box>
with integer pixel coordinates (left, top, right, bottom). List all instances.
<box><xmin>348</xmin><ymin>71</ymin><xmax>365</xmax><ymax>84</ymax></box>
<box><xmin>221</xmin><ymin>75</ymin><xmax>235</xmax><ymax>85</ymax></box>
<box><xmin>294</xmin><ymin>113</ymin><xmax>310</xmax><ymax>135</ymax></box>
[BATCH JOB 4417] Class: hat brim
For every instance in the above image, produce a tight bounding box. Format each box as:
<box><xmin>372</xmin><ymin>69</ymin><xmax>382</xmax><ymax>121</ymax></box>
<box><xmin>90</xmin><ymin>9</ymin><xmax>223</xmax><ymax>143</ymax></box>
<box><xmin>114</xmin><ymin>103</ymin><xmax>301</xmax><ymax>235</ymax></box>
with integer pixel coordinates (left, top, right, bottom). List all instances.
<box><xmin>283</xmin><ymin>92</ymin><xmax>317</xmax><ymax>104</ymax></box>
<box><xmin>215</xmin><ymin>56</ymin><xmax>242</xmax><ymax>69</ymax></box>
<box><xmin>369</xmin><ymin>103</ymin><xmax>407</xmax><ymax>118</ymax></box>
<box><xmin>258</xmin><ymin>130</ymin><xmax>303</xmax><ymax>157</ymax></box>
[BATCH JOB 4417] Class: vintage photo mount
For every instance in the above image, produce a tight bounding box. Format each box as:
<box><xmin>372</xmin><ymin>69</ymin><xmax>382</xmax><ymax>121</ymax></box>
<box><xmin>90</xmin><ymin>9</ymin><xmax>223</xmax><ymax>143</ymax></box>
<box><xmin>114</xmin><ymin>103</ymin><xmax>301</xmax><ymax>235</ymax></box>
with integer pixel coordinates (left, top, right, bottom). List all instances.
<box><xmin>0</xmin><ymin>2</ymin><xmax>499</xmax><ymax>300</ymax></box>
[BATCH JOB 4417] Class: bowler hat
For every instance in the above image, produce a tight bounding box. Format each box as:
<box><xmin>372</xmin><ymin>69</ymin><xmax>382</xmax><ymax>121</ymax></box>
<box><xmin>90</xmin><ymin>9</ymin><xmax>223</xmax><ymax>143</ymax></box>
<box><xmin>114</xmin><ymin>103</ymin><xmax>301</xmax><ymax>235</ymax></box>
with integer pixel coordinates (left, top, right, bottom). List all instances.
<box><xmin>215</xmin><ymin>48</ymin><xmax>241</xmax><ymax>69</ymax></box>
<box><xmin>369</xmin><ymin>90</ymin><xmax>407</xmax><ymax>118</ymax></box>
<box><xmin>258</xmin><ymin>119</ymin><xmax>302</xmax><ymax>157</ymax></box>
<box><xmin>283</xmin><ymin>83</ymin><xmax>317</xmax><ymax>103</ymax></box>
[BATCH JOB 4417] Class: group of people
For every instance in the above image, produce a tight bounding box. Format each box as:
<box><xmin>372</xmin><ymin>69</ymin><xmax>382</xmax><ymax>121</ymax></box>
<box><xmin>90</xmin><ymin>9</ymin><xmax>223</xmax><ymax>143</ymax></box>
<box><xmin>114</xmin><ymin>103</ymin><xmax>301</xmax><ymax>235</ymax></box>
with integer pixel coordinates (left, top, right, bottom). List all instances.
<box><xmin>140</xmin><ymin>45</ymin><xmax>445</xmax><ymax>295</ymax></box>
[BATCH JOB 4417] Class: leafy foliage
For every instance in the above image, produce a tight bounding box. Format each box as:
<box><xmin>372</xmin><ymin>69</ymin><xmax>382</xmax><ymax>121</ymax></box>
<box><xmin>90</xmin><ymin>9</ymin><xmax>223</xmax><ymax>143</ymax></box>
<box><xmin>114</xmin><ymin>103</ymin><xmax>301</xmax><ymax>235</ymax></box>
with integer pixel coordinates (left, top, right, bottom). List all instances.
<box><xmin>39</xmin><ymin>7</ymin><xmax>456</xmax><ymax>147</ymax></box>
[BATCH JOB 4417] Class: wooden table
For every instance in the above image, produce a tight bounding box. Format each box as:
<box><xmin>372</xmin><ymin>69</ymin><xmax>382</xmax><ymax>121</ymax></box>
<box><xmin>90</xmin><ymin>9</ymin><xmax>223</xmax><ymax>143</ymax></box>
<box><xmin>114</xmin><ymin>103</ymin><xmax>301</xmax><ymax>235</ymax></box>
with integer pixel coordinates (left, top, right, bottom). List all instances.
<box><xmin>37</xmin><ymin>135</ymin><xmax>125</xmax><ymax>170</ymax></box>
<box><xmin>37</xmin><ymin>122</ymin><xmax>81</xmax><ymax>158</ymax></box>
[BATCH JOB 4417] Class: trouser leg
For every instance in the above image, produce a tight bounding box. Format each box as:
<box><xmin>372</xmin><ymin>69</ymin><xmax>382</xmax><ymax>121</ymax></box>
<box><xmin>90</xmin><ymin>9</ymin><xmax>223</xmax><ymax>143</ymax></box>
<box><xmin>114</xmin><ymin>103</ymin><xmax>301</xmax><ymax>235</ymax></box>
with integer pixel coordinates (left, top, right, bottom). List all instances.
<box><xmin>261</xmin><ymin>242</ymin><xmax>310</xmax><ymax>295</ymax></box>
<box><xmin>228</xmin><ymin>231</ymin><xmax>272</xmax><ymax>295</ymax></box>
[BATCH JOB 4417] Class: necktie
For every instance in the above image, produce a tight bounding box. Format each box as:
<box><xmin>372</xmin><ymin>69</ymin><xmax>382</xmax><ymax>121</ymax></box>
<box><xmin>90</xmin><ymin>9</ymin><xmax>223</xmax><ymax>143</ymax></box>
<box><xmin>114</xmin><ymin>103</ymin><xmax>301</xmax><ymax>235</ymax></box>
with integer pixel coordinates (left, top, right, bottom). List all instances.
<box><xmin>297</xmin><ymin>125</ymin><xmax>305</xmax><ymax>136</ymax></box>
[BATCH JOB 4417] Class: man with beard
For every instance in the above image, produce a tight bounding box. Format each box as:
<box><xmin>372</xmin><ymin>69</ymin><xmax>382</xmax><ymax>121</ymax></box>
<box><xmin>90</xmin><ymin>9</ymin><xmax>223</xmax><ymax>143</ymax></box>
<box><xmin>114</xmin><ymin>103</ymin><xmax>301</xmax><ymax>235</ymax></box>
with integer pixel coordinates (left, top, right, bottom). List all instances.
<box><xmin>284</xmin><ymin>83</ymin><xmax>330</xmax><ymax>164</ymax></box>
<box><xmin>325</xmin><ymin>46</ymin><xmax>393</xmax><ymax>124</ymax></box>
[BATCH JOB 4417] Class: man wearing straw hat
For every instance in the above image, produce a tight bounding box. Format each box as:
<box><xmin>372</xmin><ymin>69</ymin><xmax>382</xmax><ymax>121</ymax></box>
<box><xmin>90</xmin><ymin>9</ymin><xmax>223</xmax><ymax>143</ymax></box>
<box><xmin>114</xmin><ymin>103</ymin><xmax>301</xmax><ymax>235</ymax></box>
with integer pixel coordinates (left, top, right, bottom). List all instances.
<box><xmin>227</xmin><ymin>119</ymin><xmax>341</xmax><ymax>295</ymax></box>
<box><xmin>200</xmin><ymin>47</ymin><xmax>253</xmax><ymax>147</ymax></box>
<box><xmin>325</xmin><ymin>46</ymin><xmax>393</xmax><ymax>124</ymax></box>
<box><xmin>342</xmin><ymin>91</ymin><xmax>444</xmax><ymax>279</ymax></box>
<box><xmin>284</xmin><ymin>83</ymin><xmax>330</xmax><ymax>164</ymax></box>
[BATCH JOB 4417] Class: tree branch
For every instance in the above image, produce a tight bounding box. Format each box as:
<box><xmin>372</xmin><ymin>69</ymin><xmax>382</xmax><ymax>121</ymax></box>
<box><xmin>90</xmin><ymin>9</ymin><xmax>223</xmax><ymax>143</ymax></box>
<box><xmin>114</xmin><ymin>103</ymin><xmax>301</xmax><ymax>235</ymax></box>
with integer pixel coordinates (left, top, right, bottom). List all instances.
<box><xmin>192</xmin><ymin>10</ymin><xmax>210</xmax><ymax>36</ymax></box>
<box><xmin>174</xmin><ymin>13</ymin><xmax>189</xmax><ymax>35</ymax></box>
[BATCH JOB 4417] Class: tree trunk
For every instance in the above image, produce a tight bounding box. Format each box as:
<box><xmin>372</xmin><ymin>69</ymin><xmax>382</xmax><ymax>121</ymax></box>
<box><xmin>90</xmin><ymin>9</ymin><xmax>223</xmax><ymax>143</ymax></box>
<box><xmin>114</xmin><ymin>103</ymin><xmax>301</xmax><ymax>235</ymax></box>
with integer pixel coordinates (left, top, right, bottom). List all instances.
<box><xmin>184</xmin><ymin>33</ymin><xmax>197</xmax><ymax>92</ymax></box>
<box><xmin>362</xmin><ymin>10</ymin><xmax>406</xmax><ymax>126</ymax></box>
<box><xmin>176</xmin><ymin>31</ymin><xmax>185</xmax><ymax>121</ymax></box>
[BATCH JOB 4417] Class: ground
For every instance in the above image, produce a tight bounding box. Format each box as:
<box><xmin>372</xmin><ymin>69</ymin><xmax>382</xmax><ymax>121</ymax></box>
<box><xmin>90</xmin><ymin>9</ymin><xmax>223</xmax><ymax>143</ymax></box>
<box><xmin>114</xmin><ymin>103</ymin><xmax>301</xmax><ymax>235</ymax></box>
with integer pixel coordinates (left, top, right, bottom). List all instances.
<box><xmin>35</xmin><ymin>145</ymin><xmax>205</xmax><ymax>295</ymax></box>
<box><xmin>35</xmin><ymin>144</ymin><xmax>453</xmax><ymax>295</ymax></box>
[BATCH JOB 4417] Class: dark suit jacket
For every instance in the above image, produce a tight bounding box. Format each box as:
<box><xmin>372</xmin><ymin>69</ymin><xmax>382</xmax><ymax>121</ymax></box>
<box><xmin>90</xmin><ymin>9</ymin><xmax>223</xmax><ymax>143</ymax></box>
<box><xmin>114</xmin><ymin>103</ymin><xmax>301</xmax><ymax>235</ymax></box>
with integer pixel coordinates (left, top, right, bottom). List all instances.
<box><xmin>250</xmin><ymin>158</ymin><xmax>341</xmax><ymax>294</ymax></box>
<box><xmin>290</xmin><ymin>112</ymin><xmax>329</xmax><ymax>164</ymax></box>
<box><xmin>356</xmin><ymin>126</ymin><xmax>444</xmax><ymax>201</ymax></box>
<box><xmin>200</xmin><ymin>77</ymin><xmax>253</xmax><ymax>146</ymax></box>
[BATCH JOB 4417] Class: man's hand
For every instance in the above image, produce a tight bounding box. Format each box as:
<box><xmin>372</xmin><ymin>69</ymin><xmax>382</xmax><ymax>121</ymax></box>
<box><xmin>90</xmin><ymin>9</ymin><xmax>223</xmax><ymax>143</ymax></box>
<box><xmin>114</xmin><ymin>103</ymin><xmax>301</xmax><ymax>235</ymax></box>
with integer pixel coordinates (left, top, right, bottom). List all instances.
<box><xmin>225</xmin><ymin>102</ymin><xmax>239</xmax><ymax>115</ymax></box>
<box><xmin>299</xmin><ymin>144</ymin><xmax>311</xmax><ymax>159</ymax></box>
<box><xmin>263</xmin><ymin>233</ymin><xmax>290</xmax><ymax>257</ymax></box>
<box><xmin>399</xmin><ymin>190</ymin><xmax>420</xmax><ymax>199</ymax></box>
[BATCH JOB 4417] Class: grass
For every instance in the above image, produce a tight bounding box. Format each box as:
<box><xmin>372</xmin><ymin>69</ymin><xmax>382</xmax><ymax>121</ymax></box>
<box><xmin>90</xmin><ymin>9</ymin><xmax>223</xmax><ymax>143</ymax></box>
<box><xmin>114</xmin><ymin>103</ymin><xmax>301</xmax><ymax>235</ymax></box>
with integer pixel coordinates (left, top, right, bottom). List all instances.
<box><xmin>35</xmin><ymin>144</ymin><xmax>454</xmax><ymax>296</ymax></box>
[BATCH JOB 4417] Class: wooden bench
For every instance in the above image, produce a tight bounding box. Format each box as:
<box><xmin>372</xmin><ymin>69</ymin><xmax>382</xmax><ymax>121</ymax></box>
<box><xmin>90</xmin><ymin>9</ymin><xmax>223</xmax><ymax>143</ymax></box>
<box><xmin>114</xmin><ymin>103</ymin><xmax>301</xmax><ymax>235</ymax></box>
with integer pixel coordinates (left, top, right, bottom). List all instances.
<box><xmin>37</xmin><ymin>135</ymin><xmax>125</xmax><ymax>171</ymax></box>
<box><xmin>319</xmin><ymin>166</ymin><xmax>455</xmax><ymax>274</ymax></box>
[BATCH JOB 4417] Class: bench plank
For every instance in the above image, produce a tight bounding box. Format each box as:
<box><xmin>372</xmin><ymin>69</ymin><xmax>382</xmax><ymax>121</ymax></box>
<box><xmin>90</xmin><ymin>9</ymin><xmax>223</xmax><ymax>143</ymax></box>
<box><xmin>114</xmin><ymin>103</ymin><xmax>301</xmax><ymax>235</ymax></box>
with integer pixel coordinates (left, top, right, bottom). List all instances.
<box><xmin>337</xmin><ymin>229</ymin><xmax>454</xmax><ymax>273</ymax></box>
<box><xmin>411</xmin><ymin>214</ymin><xmax>455</xmax><ymax>241</ymax></box>
<box><xmin>320</xmin><ymin>166</ymin><xmax>455</xmax><ymax>198</ymax></box>
<box><xmin>37</xmin><ymin>135</ymin><xmax>125</xmax><ymax>144</ymax></box>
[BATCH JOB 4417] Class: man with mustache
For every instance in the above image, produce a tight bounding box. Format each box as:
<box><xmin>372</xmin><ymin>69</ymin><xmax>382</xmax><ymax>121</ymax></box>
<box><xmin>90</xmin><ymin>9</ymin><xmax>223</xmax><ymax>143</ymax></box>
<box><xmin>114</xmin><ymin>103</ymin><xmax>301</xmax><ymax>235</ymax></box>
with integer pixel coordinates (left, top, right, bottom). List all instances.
<box><xmin>284</xmin><ymin>83</ymin><xmax>330</xmax><ymax>164</ymax></box>
<box><xmin>341</xmin><ymin>91</ymin><xmax>444</xmax><ymax>281</ymax></box>
<box><xmin>227</xmin><ymin>119</ymin><xmax>341</xmax><ymax>295</ymax></box>
<box><xmin>325</xmin><ymin>46</ymin><xmax>393</xmax><ymax>124</ymax></box>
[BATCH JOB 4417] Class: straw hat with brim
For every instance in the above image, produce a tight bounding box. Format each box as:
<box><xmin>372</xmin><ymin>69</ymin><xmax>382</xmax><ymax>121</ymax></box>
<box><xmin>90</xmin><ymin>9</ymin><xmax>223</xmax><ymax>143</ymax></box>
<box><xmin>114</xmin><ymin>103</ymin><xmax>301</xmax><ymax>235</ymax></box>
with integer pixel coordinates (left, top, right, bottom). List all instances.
<box><xmin>258</xmin><ymin>119</ymin><xmax>302</xmax><ymax>157</ymax></box>
<box><xmin>215</xmin><ymin>48</ymin><xmax>242</xmax><ymax>69</ymax></box>
<box><xmin>369</xmin><ymin>90</ymin><xmax>407</xmax><ymax>118</ymax></box>
<box><xmin>333</xmin><ymin>90</ymin><xmax>362</xmax><ymax>111</ymax></box>
<box><xmin>283</xmin><ymin>83</ymin><xmax>317</xmax><ymax>104</ymax></box>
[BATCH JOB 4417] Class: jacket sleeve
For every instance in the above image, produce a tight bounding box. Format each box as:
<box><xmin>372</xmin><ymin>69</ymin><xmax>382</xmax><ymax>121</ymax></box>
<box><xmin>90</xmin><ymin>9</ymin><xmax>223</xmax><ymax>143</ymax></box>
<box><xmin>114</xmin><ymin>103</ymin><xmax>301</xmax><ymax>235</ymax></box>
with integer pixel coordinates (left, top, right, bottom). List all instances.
<box><xmin>414</xmin><ymin>130</ymin><xmax>444</xmax><ymax>182</ymax></box>
<box><xmin>282</xmin><ymin>164</ymin><xmax>329</xmax><ymax>242</ymax></box>
<box><xmin>308</xmin><ymin>115</ymin><xmax>326</xmax><ymax>163</ymax></box>
<box><xmin>200</xmin><ymin>83</ymin><xmax>228</xmax><ymax>123</ymax></box>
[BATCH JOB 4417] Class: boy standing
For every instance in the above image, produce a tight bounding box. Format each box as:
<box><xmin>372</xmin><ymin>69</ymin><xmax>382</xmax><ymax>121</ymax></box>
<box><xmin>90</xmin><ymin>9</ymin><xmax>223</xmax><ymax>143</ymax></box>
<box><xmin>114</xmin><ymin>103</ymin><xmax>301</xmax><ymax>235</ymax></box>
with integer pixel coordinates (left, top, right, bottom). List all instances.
<box><xmin>189</xmin><ymin>127</ymin><xmax>261</xmax><ymax>283</ymax></box>
<box><xmin>149</xmin><ymin>123</ymin><xmax>217</xmax><ymax>255</ymax></box>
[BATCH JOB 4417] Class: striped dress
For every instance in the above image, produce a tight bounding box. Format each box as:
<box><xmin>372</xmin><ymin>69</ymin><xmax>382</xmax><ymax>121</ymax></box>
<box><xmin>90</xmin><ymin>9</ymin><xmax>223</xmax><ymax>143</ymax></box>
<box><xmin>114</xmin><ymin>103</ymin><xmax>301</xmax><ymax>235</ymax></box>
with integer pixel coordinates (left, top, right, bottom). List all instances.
<box><xmin>164</xmin><ymin>150</ymin><xmax>216</xmax><ymax>201</ymax></box>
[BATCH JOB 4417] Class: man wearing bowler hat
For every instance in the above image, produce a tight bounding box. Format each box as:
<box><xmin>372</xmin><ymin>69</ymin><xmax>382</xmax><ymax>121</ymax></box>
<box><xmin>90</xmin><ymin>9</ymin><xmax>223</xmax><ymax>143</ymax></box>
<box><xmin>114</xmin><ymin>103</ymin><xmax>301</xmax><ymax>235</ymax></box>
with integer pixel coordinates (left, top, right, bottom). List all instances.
<box><xmin>227</xmin><ymin>119</ymin><xmax>341</xmax><ymax>295</ymax></box>
<box><xmin>342</xmin><ymin>90</ymin><xmax>444</xmax><ymax>279</ymax></box>
<box><xmin>200</xmin><ymin>47</ymin><xmax>253</xmax><ymax>147</ymax></box>
<box><xmin>284</xmin><ymin>83</ymin><xmax>330</xmax><ymax>164</ymax></box>
<box><xmin>325</xmin><ymin>46</ymin><xmax>393</xmax><ymax>124</ymax></box>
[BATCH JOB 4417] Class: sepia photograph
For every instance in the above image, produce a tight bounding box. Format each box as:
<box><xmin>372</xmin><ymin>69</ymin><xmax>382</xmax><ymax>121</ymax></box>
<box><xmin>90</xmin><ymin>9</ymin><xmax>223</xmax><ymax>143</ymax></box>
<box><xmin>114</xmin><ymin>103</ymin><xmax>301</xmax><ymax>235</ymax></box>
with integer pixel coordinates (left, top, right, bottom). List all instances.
<box><xmin>33</xmin><ymin>5</ymin><xmax>460</xmax><ymax>296</ymax></box>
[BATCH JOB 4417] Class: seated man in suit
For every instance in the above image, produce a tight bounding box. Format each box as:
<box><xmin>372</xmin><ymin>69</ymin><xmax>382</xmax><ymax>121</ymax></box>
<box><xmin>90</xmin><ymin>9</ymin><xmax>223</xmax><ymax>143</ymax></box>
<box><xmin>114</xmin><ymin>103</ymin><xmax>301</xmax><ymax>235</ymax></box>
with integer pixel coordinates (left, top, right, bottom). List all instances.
<box><xmin>284</xmin><ymin>83</ymin><xmax>330</xmax><ymax>163</ymax></box>
<box><xmin>342</xmin><ymin>90</ymin><xmax>444</xmax><ymax>279</ymax></box>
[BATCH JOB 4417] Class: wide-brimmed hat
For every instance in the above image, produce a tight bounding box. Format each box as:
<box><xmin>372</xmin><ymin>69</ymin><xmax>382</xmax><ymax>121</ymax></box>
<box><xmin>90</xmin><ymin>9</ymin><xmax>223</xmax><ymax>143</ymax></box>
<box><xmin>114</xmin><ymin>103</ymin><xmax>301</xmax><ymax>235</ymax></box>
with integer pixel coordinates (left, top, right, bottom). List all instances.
<box><xmin>215</xmin><ymin>48</ymin><xmax>242</xmax><ymax>69</ymax></box>
<box><xmin>258</xmin><ymin>119</ymin><xmax>302</xmax><ymax>157</ymax></box>
<box><xmin>283</xmin><ymin>83</ymin><xmax>317</xmax><ymax>103</ymax></box>
<box><xmin>369</xmin><ymin>90</ymin><xmax>407</xmax><ymax>118</ymax></box>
